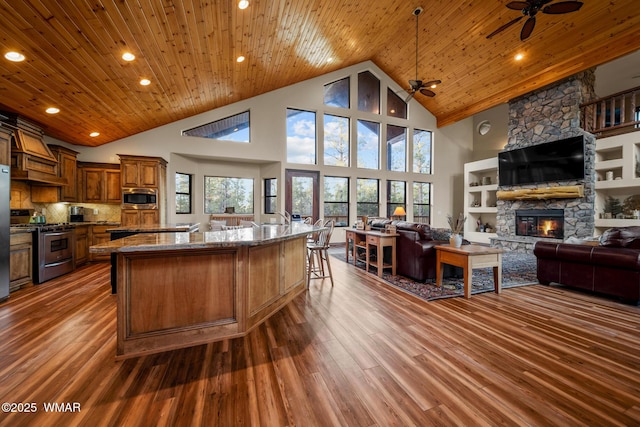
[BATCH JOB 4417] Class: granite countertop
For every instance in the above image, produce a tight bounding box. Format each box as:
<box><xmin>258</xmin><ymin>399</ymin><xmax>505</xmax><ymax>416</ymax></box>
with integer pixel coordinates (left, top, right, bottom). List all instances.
<box><xmin>90</xmin><ymin>223</ymin><xmax>318</xmax><ymax>254</ymax></box>
<box><xmin>106</xmin><ymin>223</ymin><xmax>199</xmax><ymax>233</ymax></box>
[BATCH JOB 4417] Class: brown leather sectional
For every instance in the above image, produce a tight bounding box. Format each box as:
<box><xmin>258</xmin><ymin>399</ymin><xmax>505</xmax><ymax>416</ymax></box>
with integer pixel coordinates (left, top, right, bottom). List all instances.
<box><xmin>534</xmin><ymin>226</ymin><xmax>640</xmax><ymax>305</ymax></box>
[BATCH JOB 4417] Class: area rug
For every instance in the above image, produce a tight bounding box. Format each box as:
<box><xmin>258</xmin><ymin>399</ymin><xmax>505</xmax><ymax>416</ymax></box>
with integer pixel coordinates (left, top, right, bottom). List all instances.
<box><xmin>330</xmin><ymin>248</ymin><xmax>538</xmax><ymax>301</ymax></box>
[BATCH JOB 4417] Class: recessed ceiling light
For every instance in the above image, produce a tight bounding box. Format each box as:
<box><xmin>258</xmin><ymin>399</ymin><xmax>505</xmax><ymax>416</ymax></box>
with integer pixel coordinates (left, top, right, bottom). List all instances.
<box><xmin>90</xmin><ymin>132</ymin><xmax>100</xmax><ymax>137</ymax></box>
<box><xmin>122</xmin><ymin>52</ymin><xmax>135</xmax><ymax>61</ymax></box>
<box><xmin>139</xmin><ymin>78</ymin><xmax>151</xmax><ymax>86</ymax></box>
<box><xmin>515</xmin><ymin>53</ymin><xmax>524</xmax><ymax>61</ymax></box>
<box><xmin>45</xmin><ymin>107</ymin><xmax>60</xmax><ymax>114</ymax></box>
<box><xmin>5</xmin><ymin>51</ymin><xmax>25</xmax><ymax>62</ymax></box>
<box><xmin>238</xmin><ymin>0</ymin><xmax>249</xmax><ymax>9</ymax></box>
<box><xmin>237</xmin><ymin>55</ymin><xmax>245</xmax><ymax>63</ymax></box>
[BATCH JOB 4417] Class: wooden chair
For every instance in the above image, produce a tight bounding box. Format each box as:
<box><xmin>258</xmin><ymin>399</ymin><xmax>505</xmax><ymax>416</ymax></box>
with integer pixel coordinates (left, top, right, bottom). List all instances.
<box><xmin>306</xmin><ymin>220</ymin><xmax>334</xmax><ymax>287</ymax></box>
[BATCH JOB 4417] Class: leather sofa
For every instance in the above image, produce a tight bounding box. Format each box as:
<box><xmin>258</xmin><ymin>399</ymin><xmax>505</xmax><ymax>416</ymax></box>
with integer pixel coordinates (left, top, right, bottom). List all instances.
<box><xmin>368</xmin><ymin>219</ymin><xmax>460</xmax><ymax>281</ymax></box>
<box><xmin>534</xmin><ymin>226</ymin><xmax>640</xmax><ymax>304</ymax></box>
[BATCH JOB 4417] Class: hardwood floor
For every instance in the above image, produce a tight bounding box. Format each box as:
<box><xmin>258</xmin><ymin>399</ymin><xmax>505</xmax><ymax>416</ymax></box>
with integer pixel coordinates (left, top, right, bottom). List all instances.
<box><xmin>1</xmin><ymin>257</ymin><xmax>639</xmax><ymax>426</ymax></box>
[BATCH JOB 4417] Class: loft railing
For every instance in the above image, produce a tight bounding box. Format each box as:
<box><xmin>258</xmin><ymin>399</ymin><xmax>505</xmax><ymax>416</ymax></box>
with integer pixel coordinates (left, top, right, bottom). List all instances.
<box><xmin>581</xmin><ymin>85</ymin><xmax>640</xmax><ymax>137</ymax></box>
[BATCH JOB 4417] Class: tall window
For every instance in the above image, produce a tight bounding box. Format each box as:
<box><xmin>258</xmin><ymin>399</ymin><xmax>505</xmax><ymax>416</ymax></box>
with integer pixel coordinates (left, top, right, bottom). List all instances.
<box><xmin>324</xmin><ymin>114</ymin><xmax>350</xmax><ymax>167</ymax></box>
<box><xmin>357</xmin><ymin>120</ymin><xmax>379</xmax><ymax>169</ymax></box>
<box><xmin>324</xmin><ymin>176</ymin><xmax>349</xmax><ymax>226</ymax></box>
<box><xmin>358</xmin><ymin>71</ymin><xmax>380</xmax><ymax>114</ymax></box>
<box><xmin>356</xmin><ymin>178</ymin><xmax>379</xmax><ymax>217</ymax></box>
<box><xmin>387</xmin><ymin>88</ymin><xmax>407</xmax><ymax>119</ymax></box>
<box><xmin>264</xmin><ymin>178</ymin><xmax>277</xmax><ymax>214</ymax></box>
<box><xmin>387</xmin><ymin>125</ymin><xmax>407</xmax><ymax>172</ymax></box>
<box><xmin>387</xmin><ymin>180</ymin><xmax>406</xmax><ymax>218</ymax></box>
<box><xmin>175</xmin><ymin>172</ymin><xmax>192</xmax><ymax>214</ymax></box>
<box><xmin>413</xmin><ymin>129</ymin><xmax>433</xmax><ymax>174</ymax></box>
<box><xmin>183</xmin><ymin>111</ymin><xmax>250</xmax><ymax>143</ymax></box>
<box><xmin>286</xmin><ymin>108</ymin><xmax>316</xmax><ymax>164</ymax></box>
<box><xmin>413</xmin><ymin>182</ymin><xmax>431</xmax><ymax>224</ymax></box>
<box><xmin>324</xmin><ymin>77</ymin><xmax>350</xmax><ymax>108</ymax></box>
<box><xmin>204</xmin><ymin>177</ymin><xmax>254</xmax><ymax>214</ymax></box>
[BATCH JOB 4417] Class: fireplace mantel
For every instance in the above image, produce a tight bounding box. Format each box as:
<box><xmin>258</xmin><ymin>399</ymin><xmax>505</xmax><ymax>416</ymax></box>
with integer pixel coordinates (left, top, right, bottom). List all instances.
<box><xmin>496</xmin><ymin>185</ymin><xmax>584</xmax><ymax>201</ymax></box>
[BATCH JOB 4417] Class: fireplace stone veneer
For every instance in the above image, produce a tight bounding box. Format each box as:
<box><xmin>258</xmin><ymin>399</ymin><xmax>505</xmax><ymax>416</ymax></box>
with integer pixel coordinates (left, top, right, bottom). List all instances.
<box><xmin>491</xmin><ymin>70</ymin><xmax>597</xmax><ymax>253</ymax></box>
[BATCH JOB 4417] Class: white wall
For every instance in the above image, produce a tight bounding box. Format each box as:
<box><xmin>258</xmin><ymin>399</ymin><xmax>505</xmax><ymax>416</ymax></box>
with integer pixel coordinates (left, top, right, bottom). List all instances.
<box><xmin>47</xmin><ymin>60</ymin><xmax>474</xmax><ymax>237</ymax></box>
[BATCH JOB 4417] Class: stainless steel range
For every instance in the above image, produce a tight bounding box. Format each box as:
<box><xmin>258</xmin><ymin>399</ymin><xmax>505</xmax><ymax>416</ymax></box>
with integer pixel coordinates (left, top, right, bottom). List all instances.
<box><xmin>11</xmin><ymin>210</ymin><xmax>76</xmax><ymax>284</ymax></box>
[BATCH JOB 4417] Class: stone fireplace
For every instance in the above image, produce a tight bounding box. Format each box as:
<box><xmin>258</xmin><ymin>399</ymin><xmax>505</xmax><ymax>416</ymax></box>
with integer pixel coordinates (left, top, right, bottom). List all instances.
<box><xmin>491</xmin><ymin>70</ymin><xmax>597</xmax><ymax>252</ymax></box>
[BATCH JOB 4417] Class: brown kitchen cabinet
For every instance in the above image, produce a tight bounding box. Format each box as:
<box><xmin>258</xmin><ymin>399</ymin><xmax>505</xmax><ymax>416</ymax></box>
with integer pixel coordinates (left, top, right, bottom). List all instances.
<box><xmin>31</xmin><ymin>145</ymin><xmax>79</xmax><ymax>203</ymax></box>
<box><xmin>89</xmin><ymin>225</ymin><xmax>112</xmax><ymax>262</ymax></box>
<box><xmin>10</xmin><ymin>232</ymin><xmax>32</xmax><ymax>292</ymax></box>
<box><xmin>74</xmin><ymin>224</ymin><xmax>89</xmax><ymax>266</ymax></box>
<box><xmin>78</xmin><ymin>162</ymin><xmax>121</xmax><ymax>204</ymax></box>
<box><xmin>0</xmin><ymin>124</ymin><xmax>11</xmax><ymax>166</ymax></box>
<box><xmin>119</xmin><ymin>155</ymin><xmax>166</xmax><ymax>188</ymax></box>
<box><xmin>121</xmin><ymin>209</ymin><xmax>159</xmax><ymax>227</ymax></box>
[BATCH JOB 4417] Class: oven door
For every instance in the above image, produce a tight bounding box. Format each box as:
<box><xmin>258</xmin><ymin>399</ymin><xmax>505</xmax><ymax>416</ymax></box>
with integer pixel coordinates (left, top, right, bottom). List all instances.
<box><xmin>42</xmin><ymin>230</ymin><xmax>74</xmax><ymax>265</ymax></box>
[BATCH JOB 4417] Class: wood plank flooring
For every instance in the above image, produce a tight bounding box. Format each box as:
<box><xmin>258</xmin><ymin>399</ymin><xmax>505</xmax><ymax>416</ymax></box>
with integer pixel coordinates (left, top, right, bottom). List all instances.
<box><xmin>1</xmin><ymin>257</ymin><xmax>639</xmax><ymax>426</ymax></box>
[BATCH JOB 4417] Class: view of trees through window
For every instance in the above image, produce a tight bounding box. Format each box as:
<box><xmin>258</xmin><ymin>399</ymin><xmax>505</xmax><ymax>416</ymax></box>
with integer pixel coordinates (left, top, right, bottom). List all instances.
<box><xmin>291</xmin><ymin>176</ymin><xmax>314</xmax><ymax>217</ymax></box>
<box><xmin>387</xmin><ymin>180</ymin><xmax>406</xmax><ymax>218</ymax></box>
<box><xmin>175</xmin><ymin>172</ymin><xmax>192</xmax><ymax>214</ymax></box>
<box><xmin>413</xmin><ymin>129</ymin><xmax>433</xmax><ymax>174</ymax></box>
<box><xmin>324</xmin><ymin>176</ymin><xmax>349</xmax><ymax>226</ymax></box>
<box><xmin>356</xmin><ymin>178</ymin><xmax>379</xmax><ymax>217</ymax></box>
<box><xmin>204</xmin><ymin>177</ymin><xmax>254</xmax><ymax>214</ymax></box>
<box><xmin>387</xmin><ymin>125</ymin><xmax>407</xmax><ymax>172</ymax></box>
<box><xmin>264</xmin><ymin>178</ymin><xmax>277</xmax><ymax>214</ymax></box>
<box><xmin>413</xmin><ymin>182</ymin><xmax>431</xmax><ymax>224</ymax></box>
<box><xmin>357</xmin><ymin>120</ymin><xmax>380</xmax><ymax>169</ymax></box>
<box><xmin>324</xmin><ymin>114</ymin><xmax>349</xmax><ymax>167</ymax></box>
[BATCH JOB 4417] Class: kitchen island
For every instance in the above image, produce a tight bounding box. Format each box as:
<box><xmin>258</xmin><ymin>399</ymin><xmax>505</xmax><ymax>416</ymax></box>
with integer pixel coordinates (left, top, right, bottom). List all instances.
<box><xmin>90</xmin><ymin>223</ymin><xmax>315</xmax><ymax>359</ymax></box>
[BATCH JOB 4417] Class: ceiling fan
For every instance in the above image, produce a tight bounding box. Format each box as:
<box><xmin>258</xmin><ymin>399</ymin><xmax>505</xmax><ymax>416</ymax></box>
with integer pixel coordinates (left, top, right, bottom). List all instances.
<box><xmin>404</xmin><ymin>7</ymin><xmax>441</xmax><ymax>102</ymax></box>
<box><xmin>486</xmin><ymin>1</ymin><xmax>584</xmax><ymax>41</ymax></box>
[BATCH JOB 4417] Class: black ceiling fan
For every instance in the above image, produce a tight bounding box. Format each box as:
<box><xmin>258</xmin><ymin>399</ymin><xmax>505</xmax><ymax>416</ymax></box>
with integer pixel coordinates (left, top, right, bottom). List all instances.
<box><xmin>405</xmin><ymin>7</ymin><xmax>441</xmax><ymax>102</ymax></box>
<box><xmin>486</xmin><ymin>1</ymin><xmax>584</xmax><ymax>41</ymax></box>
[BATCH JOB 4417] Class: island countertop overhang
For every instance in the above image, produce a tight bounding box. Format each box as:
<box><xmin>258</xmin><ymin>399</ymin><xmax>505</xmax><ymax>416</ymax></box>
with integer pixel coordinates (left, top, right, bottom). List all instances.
<box><xmin>90</xmin><ymin>223</ymin><xmax>319</xmax><ymax>254</ymax></box>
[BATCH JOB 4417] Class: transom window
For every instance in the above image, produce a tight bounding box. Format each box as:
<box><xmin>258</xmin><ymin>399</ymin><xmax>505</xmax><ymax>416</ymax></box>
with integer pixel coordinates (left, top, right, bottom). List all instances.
<box><xmin>358</xmin><ymin>71</ymin><xmax>380</xmax><ymax>114</ymax></box>
<box><xmin>286</xmin><ymin>108</ymin><xmax>316</xmax><ymax>164</ymax></box>
<box><xmin>357</xmin><ymin>120</ymin><xmax>380</xmax><ymax>169</ymax></box>
<box><xmin>183</xmin><ymin>111</ymin><xmax>250</xmax><ymax>143</ymax></box>
<box><xmin>387</xmin><ymin>125</ymin><xmax>407</xmax><ymax>172</ymax></box>
<box><xmin>413</xmin><ymin>129</ymin><xmax>433</xmax><ymax>174</ymax></box>
<box><xmin>324</xmin><ymin>114</ymin><xmax>350</xmax><ymax>167</ymax></box>
<box><xmin>324</xmin><ymin>77</ymin><xmax>350</xmax><ymax>108</ymax></box>
<box><xmin>204</xmin><ymin>176</ymin><xmax>254</xmax><ymax>214</ymax></box>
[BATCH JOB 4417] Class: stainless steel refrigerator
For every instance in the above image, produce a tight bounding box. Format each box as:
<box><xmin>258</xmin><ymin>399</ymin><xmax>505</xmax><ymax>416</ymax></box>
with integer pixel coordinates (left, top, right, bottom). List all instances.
<box><xmin>0</xmin><ymin>164</ymin><xmax>9</xmax><ymax>301</ymax></box>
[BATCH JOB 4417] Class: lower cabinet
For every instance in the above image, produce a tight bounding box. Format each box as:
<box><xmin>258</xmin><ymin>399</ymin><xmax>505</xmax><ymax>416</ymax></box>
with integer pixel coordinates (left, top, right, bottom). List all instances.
<box><xmin>121</xmin><ymin>209</ymin><xmax>159</xmax><ymax>227</ymax></box>
<box><xmin>89</xmin><ymin>225</ymin><xmax>112</xmax><ymax>262</ymax></box>
<box><xmin>74</xmin><ymin>225</ymin><xmax>89</xmax><ymax>266</ymax></box>
<box><xmin>10</xmin><ymin>233</ymin><xmax>32</xmax><ymax>292</ymax></box>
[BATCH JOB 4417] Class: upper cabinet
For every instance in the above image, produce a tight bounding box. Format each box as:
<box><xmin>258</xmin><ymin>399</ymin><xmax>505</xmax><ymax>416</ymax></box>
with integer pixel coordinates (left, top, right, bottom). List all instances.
<box><xmin>120</xmin><ymin>155</ymin><xmax>166</xmax><ymax>188</ymax></box>
<box><xmin>77</xmin><ymin>162</ymin><xmax>121</xmax><ymax>204</ymax></box>
<box><xmin>0</xmin><ymin>125</ymin><xmax>11</xmax><ymax>165</ymax></box>
<box><xmin>31</xmin><ymin>145</ymin><xmax>79</xmax><ymax>203</ymax></box>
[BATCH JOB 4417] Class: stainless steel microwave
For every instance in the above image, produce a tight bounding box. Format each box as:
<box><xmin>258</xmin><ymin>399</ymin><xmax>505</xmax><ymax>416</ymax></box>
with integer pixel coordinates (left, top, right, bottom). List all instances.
<box><xmin>122</xmin><ymin>188</ymin><xmax>158</xmax><ymax>209</ymax></box>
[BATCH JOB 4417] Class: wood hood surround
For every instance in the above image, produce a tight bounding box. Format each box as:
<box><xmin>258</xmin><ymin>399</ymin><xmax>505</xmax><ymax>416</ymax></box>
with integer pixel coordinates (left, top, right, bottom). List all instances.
<box><xmin>3</xmin><ymin>115</ymin><xmax>66</xmax><ymax>186</ymax></box>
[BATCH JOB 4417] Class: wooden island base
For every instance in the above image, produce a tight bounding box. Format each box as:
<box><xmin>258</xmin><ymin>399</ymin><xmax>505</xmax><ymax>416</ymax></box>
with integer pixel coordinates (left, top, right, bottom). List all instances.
<box><xmin>112</xmin><ymin>234</ymin><xmax>307</xmax><ymax>359</ymax></box>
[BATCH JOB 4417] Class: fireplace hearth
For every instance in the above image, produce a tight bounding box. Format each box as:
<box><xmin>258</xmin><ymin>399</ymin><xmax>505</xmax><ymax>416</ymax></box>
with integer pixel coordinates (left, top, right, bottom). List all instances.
<box><xmin>516</xmin><ymin>209</ymin><xmax>564</xmax><ymax>239</ymax></box>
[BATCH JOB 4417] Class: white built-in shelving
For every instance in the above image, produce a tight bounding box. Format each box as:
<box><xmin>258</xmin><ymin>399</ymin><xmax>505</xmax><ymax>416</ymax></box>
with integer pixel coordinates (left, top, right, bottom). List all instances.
<box><xmin>593</xmin><ymin>132</ymin><xmax>640</xmax><ymax>234</ymax></box>
<box><xmin>463</xmin><ymin>157</ymin><xmax>498</xmax><ymax>244</ymax></box>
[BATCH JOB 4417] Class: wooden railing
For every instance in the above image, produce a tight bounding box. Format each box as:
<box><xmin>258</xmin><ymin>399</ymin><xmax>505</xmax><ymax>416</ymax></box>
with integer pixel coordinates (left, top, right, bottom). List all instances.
<box><xmin>581</xmin><ymin>85</ymin><xmax>640</xmax><ymax>137</ymax></box>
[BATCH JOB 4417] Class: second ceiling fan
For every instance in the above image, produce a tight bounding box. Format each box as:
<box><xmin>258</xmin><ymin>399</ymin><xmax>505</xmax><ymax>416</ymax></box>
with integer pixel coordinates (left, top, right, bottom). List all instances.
<box><xmin>487</xmin><ymin>1</ymin><xmax>584</xmax><ymax>41</ymax></box>
<box><xmin>405</xmin><ymin>7</ymin><xmax>441</xmax><ymax>102</ymax></box>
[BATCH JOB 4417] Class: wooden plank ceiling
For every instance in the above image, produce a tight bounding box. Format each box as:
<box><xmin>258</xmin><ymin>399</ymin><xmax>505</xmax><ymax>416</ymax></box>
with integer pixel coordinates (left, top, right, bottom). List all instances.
<box><xmin>0</xmin><ymin>0</ymin><xmax>639</xmax><ymax>147</ymax></box>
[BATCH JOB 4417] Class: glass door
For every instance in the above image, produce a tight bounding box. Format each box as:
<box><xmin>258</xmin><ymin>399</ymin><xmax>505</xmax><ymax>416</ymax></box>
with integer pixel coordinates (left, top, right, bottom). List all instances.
<box><xmin>285</xmin><ymin>170</ymin><xmax>319</xmax><ymax>222</ymax></box>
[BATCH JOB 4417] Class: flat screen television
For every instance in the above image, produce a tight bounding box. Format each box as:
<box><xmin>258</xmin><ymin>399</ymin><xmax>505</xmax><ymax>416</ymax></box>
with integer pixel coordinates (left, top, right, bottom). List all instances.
<box><xmin>498</xmin><ymin>136</ymin><xmax>585</xmax><ymax>186</ymax></box>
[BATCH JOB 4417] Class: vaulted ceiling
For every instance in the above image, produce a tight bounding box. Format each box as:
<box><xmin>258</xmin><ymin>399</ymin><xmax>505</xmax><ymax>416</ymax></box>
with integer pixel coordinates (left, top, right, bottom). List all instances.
<box><xmin>0</xmin><ymin>0</ymin><xmax>639</xmax><ymax>147</ymax></box>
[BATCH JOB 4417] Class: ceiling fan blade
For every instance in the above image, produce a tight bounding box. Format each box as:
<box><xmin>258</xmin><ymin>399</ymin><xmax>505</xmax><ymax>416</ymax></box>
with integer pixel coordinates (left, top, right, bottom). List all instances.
<box><xmin>405</xmin><ymin>91</ymin><xmax>416</xmax><ymax>102</ymax></box>
<box><xmin>419</xmin><ymin>88</ymin><xmax>436</xmax><ymax>97</ymax></box>
<box><xmin>543</xmin><ymin>1</ymin><xmax>584</xmax><ymax>14</ymax></box>
<box><xmin>506</xmin><ymin>1</ymin><xmax>531</xmax><ymax>11</ymax></box>
<box><xmin>486</xmin><ymin>16</ymin><xmax>523</xmax><ymax>39</ymax></box>
<box><xmin>520</xmin><ymin>16</ymin><xmax>536</xmax><ymax>40</ymax></box>
<box><xmin>423</xmin><ymin>80</ymin><xmax>442</xmax><ymax>88</ymax></box>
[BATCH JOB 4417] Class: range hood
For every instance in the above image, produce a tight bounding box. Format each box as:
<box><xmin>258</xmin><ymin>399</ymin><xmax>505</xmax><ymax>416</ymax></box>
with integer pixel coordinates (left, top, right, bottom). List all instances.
<box><xmin>3</xmin><ymin>115</ymin><xmax>67</xmax><ymax>186</ymax></box>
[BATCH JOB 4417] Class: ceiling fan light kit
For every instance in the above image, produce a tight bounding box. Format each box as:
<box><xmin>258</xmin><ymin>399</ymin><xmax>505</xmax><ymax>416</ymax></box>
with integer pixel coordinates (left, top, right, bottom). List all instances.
<box><xmin>405</xmin><ymin>6</ymin><xmax>441</xmax><ymax>102</ymax></box>
<box><xmin>487</xmin><ymin>0</ymin><xmax>584</xmax><ymax>41</ymax></box>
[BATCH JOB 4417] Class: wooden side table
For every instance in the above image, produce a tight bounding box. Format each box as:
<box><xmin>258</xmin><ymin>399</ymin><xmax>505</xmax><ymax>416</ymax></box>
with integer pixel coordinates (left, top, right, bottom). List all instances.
<box><xmin>435</xmin><ymin>244</ymin><xmax>503</xmax><ymax>299</ymax></box>
<box><xmin>345</xmin><ymin>229</ymin><xmax>398</xmax><ymax>277</ymax></box>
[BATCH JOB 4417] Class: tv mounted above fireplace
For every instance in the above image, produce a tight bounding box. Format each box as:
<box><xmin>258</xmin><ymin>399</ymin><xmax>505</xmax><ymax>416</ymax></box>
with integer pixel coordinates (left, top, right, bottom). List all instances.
<box><xmin>498</xmin><ymin>136</ymin><xmax>585</xmax><ymax>186</ymax></box>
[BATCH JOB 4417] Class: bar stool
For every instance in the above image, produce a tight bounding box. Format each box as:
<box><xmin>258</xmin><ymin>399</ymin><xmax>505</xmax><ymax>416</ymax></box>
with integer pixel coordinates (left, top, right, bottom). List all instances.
<box><xmin>307</xmin><ymin>220</ymin><xmax>334</xmax><ymax>287</ymax></box>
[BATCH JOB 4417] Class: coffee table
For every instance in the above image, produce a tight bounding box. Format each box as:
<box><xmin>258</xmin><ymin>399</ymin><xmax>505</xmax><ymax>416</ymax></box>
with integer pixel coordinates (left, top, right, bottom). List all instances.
<box><xmin>435</xmin><ymin>244</ymin><xmax>504</xmax><ymax>299</ymax></box>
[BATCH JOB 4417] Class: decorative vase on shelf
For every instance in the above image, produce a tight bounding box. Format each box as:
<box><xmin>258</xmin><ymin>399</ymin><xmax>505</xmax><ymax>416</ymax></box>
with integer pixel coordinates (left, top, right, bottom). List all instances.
<box><xmin>449</xmin><ymin>233</ymin><xmax>463</xmax><ymax>248</ymax></box>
